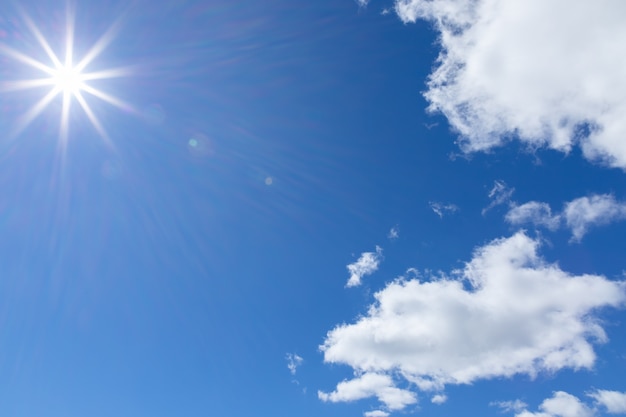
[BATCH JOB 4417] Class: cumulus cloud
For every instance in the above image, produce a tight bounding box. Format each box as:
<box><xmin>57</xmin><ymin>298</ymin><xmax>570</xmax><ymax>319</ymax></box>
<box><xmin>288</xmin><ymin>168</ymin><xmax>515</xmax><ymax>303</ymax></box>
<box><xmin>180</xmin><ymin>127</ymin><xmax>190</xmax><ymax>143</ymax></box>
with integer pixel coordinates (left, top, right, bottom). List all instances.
<box><xmin>364</xmin><ymin>411</ymin><xmax>390</xmax><ymax>417</ymax></box>
<box><xmin>589</xmin><ymin>389</ymin><xmax>626</xmax><ymax>414</ymax></box>
<box><xmin>388</xmin><ymin>226</ymin><xmax>400</xmax><ymax>240</ymax></box>
<box><xmin>564</xmin><ymin>195</ymin><xmax>626</xmax><ymax>242</ymax></box>
<box><xmin>286</xmin><ymin>353</ymin><xmax>303</xmax><ymax>375</ymax></box>
<box><xmin>483</xmin><ymin>180</ymin><xmax>515</xmax><ymax>215</ymax></box>
<box><xmin>347</xmin><ymin>246</ymin><xmax>384</xmax><ymax>287</ymax></box>
<box><xmin>505</xmin><ymin>194</ymin><xmax>626</xmax><ymax>241</ymax></box>
<box><xmin>429</xmin><ymin>201</ymin><xmax>459</xmax><ymax>218</ymax></box>
<box><xmin>321</xmin><ymin>232</ymin><xmax>626</xmax><ymax>412</ymax></box>
<box><xmin>318</xmin><ymin>373</ymin><xmax>417</xmax><ymax>411</ymax></box>
<box><xmin>505</xmin><ymin>201</ymin><xmax>561</xmax><ymax>230</ymax></box>
<box><xmin>392</xmin><ymin>0</ymin><xmax>626</xmax><ymax>168</ymax></box>
<box><xmin>431</xmin><ymin>394</ymin><xmax>447</xmax><ymax>404</ymax></box>
<box><xmin>516</xmin><ymin>391</ymin><xmax>593</xmax><ymax>417</ymax></box>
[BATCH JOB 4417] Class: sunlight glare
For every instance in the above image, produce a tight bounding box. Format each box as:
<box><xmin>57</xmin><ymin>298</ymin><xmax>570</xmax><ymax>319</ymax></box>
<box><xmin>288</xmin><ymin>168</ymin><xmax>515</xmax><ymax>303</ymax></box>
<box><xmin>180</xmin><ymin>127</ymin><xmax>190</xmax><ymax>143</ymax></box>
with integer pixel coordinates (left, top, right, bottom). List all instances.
<box><xmin>0</xmin><ymin>6</ymin><xmax>134</xmax><ymax>145</ymax></box>
<box><xmin>53</xmin><ymin>64</ymin><xmax>85</xmax><ymax>95</ymax></box>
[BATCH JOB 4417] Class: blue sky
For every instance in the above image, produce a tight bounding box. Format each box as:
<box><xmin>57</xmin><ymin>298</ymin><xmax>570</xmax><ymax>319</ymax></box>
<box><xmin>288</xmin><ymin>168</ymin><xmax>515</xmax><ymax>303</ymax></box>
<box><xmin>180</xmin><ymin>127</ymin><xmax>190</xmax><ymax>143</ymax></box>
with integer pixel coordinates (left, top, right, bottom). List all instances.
<box><xmin>1</xmin><ymin>0</ymin><xmax>626</xmax><ymax>416</ymax></box>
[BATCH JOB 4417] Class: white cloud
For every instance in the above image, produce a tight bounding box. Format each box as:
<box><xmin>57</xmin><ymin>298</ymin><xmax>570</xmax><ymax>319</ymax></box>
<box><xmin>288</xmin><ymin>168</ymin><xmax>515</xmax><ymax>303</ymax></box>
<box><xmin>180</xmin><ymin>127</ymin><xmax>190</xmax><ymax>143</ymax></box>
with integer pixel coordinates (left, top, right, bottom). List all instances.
<box><xmin>321</xmin><ymin>232</ymin><xmax>626</xmax><ymax>412</ymax></box>
<box><xmin>505</xmin><ymin>202</ymin><xmax>561</xmax><ymax>230</ymax></box>
<box><xmin>483</xmin><ymin>180</ymin><xmax>514</xmax><ymax>215</ymax></box>
<box><xmin>364</xmin><ymin>411</ymin><xmax>390</xmax><ymax>417</ymax></box>
<box><xmin>429</xmin><ymin>201</ymin><xmax>459</xmax><ymax>218</ymax></box>
<box><xmin>589</xmin><ymin>389</ymin><xmax>626</xmax><ymax>414</ymax></box>
<box><xmin>564</xmin><ymin>195</ymin><xmax>626</xmax><ymax>242</ymax></box>
<box><xmin>392</xmin><ymin>0</ymin><xmax>626</xmax><ymax>168</ymax></box>
<box><xmin>492</xmin><ymin>400</ymin><xmax>529</xmax><ymax>413</ymax></box>
<box><xmin>286</xmin><ymin>353</ymin><xmax>303</xmax><ymax>375</ymax></box>
<box><xmin>505</xmin><ymin>194</ymin><xmax>626</xmax><ymax>241</ymax></box>
<box><xmin>388</xmin><ymin>226</ymin><xmax>399</xmax><ymax>240</ymax></box>
<box><xmin>515</xmin><ymin>392</ymin><xmax>593</xmax><ymax>417</ymax></box>
<box><xmin>318</xmin><ymin>373</ymin><xmax>417</xmax><ymax>411</ymax></box>
<box><xmin>431</xmin><ymin>394</ymin><xmax>447</xmax><ymax>404</ymax></box>
<box><xmin>347</xmin><ymin>246</ymin><xmax>384</xmax><ymax>287</ymax></box>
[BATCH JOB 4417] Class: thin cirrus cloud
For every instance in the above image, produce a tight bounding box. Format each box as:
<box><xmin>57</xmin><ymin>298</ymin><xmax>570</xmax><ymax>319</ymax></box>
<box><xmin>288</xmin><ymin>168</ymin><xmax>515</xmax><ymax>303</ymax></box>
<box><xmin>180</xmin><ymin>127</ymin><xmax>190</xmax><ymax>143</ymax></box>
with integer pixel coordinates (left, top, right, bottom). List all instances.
<box><xmin>286</xmin><ymin>353</ymin><xmax>303</xmax><ymax>375</ymax></box>
<box><xmin>506</xmin><ymin>194</ymin><xmax>626</xmax><ymax>241</ymax></box>
<box><xmin>482</xmin><ymin>180</ymin><xmax>515</xmax><ymax>215</ymax></box>
<box><xmin>429</xmin><ymin>201</ymin><xmax>459</xmax><ymax>218</ymax></box>
<box><xmin>320</xmin><ymin>232</ymin><xmax>626</xmax><ymax>414</ymax></box>
<box><xmin>391</xmin><ymin>0</ymin><xmax>626</xmax><ymax>168</ymax></box>
<box><xmin>346</xmin><ymin>246</ymin><xmax>383</xmax><ymax>288</ymax></box>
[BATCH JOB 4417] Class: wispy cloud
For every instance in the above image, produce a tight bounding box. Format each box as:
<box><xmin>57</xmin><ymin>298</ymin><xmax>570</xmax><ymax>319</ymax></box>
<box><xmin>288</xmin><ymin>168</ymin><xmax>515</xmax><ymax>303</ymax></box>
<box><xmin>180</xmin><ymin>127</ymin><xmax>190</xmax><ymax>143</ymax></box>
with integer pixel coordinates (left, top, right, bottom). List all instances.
<box><xmin>505</xmin><ymin>194</ymin><xmax>626</xmax><ymax>242</ymax></box>
<box><xmin>286</xmin><ymin>353</ymin><xmax>303</xmax><ymax>375</ymax></box>
<box><xmin>429</xmin><ymin>201</ymin><xmax>459</xmax><ymax>218</ymax></box>
<box><xmin>391</xmin><ymin>0</ymin><xmax>626</xmax><ymax>169</ymax></box>
<box><xmin>347</xmin><ymin>246</ymin><xmax>383</xmax><ymax>288</ymax></box>
<box><xmin>387</xmin><ymin>226</ymin><xmax>399</xmax><ymax>240</ymax></box>
<box><xmin>491</xmin><ymin>400</ymin><xmax>528</xmax><ymax>414</ymax></box>
<box><xmin>322</xmin><ymin>232</ymin><xmax>626</xmax><ymax>413</ymax></box>
<box><xmin>482</xmin><ymin>180</ymin><xmax>514</xmax><ymax>215</ymax></box>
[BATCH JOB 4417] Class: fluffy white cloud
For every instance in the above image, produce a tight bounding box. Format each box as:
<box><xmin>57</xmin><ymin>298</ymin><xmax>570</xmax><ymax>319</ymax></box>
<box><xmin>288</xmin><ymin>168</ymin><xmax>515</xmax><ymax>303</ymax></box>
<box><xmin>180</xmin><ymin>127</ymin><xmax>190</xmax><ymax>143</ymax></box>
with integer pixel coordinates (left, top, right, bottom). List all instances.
<box><xmin>347</xmin><ymin>246</ymin><xmax>383</xmax><ymax>287</ymax></box>
<box><xmin>364</xmin><ymin>411</ymin><xmax>390</xmax><ymax>417</ymax></box>
<box><xmin>318</xmin><ymin>373</ymin><xmax>417</xmax><ymax>410</ymax></box>
<box><xmin>321</xmin><ymin>232</ymin><xmax>626</xmax><ymax>411</ymax></box>
<box><xmin>516</xmin><ymin>392</ymin><xmax>593</xmax><ymax>417</ymax></box>
<box><xmin>483</xmin><ymin>180</ymin><xmax>514</xmax><ymax>215</ymax></box>
<box><xmin>564</xmin><ymin>195</ymin><xmax>626</xmax><ymax>242</ymax></box>
<box><xmin>392</xmin><ymin>0</ymin><xmax>626</xmax><ymax>168</ymax></box>
<box><xmin>589</xmin><ymin>389</ymin><xmax>626</xmax><ymax>414</ymax></box>
<box><xmin>429</xmin><ymin>201</ymin><xmax>459</xmax><ymax>218</ymax></box>
<box><xmin>286</xmin><ymin>353</ymin><xmax>303</xmax><ymax>375</ymax></box>
<box><xmin>431</xmin><ymin>394</ymin><xmax>447</xmax><ymax>404</ymax></box>
<box><xmin>505</xmin><ymin>202</ymin><xmax>561</xmax><ymax>230</ymax></box>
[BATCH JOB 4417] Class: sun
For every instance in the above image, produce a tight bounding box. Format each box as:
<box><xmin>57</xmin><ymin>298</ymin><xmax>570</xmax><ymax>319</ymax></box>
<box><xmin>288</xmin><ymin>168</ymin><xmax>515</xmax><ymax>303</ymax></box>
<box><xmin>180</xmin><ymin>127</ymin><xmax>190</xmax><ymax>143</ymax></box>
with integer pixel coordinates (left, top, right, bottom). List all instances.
<box><xmin>0</xmin><ymin>6</ymin><xmax>133</xmax><ymax>145</ymax></box>
<box><xmin>53</xmin><ymin>64</ymin><xmax>85</xmax><ymax>95</ymax></box>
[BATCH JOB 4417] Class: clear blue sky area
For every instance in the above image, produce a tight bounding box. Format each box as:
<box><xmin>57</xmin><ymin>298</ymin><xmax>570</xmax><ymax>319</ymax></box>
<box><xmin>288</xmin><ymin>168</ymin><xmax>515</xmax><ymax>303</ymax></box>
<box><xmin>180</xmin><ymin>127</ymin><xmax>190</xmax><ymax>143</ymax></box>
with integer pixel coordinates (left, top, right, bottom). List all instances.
<box><xmin>1</xmin><ymin>1</ymin><xmax>625</xmax><ymax>416</ymax></box>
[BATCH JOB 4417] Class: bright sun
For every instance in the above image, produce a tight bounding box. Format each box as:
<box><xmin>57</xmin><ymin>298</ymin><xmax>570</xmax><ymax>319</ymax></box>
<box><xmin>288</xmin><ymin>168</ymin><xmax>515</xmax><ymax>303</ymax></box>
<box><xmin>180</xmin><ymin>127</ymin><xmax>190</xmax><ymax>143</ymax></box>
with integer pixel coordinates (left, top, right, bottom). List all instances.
<box><xmin>53</xmin><ymin>65</ymin><xmax>85</xmax><ymax>95</ymax></box>
<box><xmin>0</xmin><ymin>6</ymin><xmax>132</xmax><ymax>144</ymax></box>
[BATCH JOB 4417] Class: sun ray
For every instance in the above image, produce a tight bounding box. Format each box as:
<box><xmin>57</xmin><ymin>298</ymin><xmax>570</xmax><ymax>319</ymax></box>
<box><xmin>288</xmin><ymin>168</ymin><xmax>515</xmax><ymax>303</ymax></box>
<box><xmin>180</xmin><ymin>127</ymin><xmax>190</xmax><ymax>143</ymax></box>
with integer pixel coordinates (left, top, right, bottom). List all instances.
<box><xmin>81</xmin><ymin>84</ymin><xmax>134</xmax><ymax>112</ymax></box>
<box><xmin>0</xmin><ymin>78</ymin><xmax>56</xmax><ymax>92</ymax></box>
<box><xmin>60</xmin><ymin>92</ymin><xmax>72</xmax><ymax>142</ymax></box>
<box><xmin>12</xmin><ymin>88</ymin><xmax>61</xmax><ymax>137</ymax></box>
<box><xmin>75</xmin><ymin>91</ymin><xmax>113</xmax><ymax>147</ymax></box>
<box><xmin>21</xmin><ymin>12</ymin><xmax>63</xmax><ymax>69</ymax></box>
<box><xmin>80</xmin><ymin>66</ymin><xmax>134</xmax><ymax>81</ymax></box>
<box><xmin>0</xmin><ymin>44</ymin><xmax>55</xmax><ymax>75</ymax></box>
<box><xmin>75</xmin><ymin>18</ymin><xmax>123</xmax><ymax>73</ymax></box>
<box><xmin>64</xmin><ymin>5</ymin><xmax>75</xmax><ymax>69</ymax></box>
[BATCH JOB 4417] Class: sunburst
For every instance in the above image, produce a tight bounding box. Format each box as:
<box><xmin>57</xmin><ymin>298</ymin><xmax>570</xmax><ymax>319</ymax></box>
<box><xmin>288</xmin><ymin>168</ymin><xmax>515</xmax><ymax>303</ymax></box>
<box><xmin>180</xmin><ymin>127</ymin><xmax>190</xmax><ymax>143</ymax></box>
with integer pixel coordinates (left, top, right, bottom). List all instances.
<box><xmin>0</xmin><ymin>6</ymin><xmax>133</xmax><ymax>146</ymax></box>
